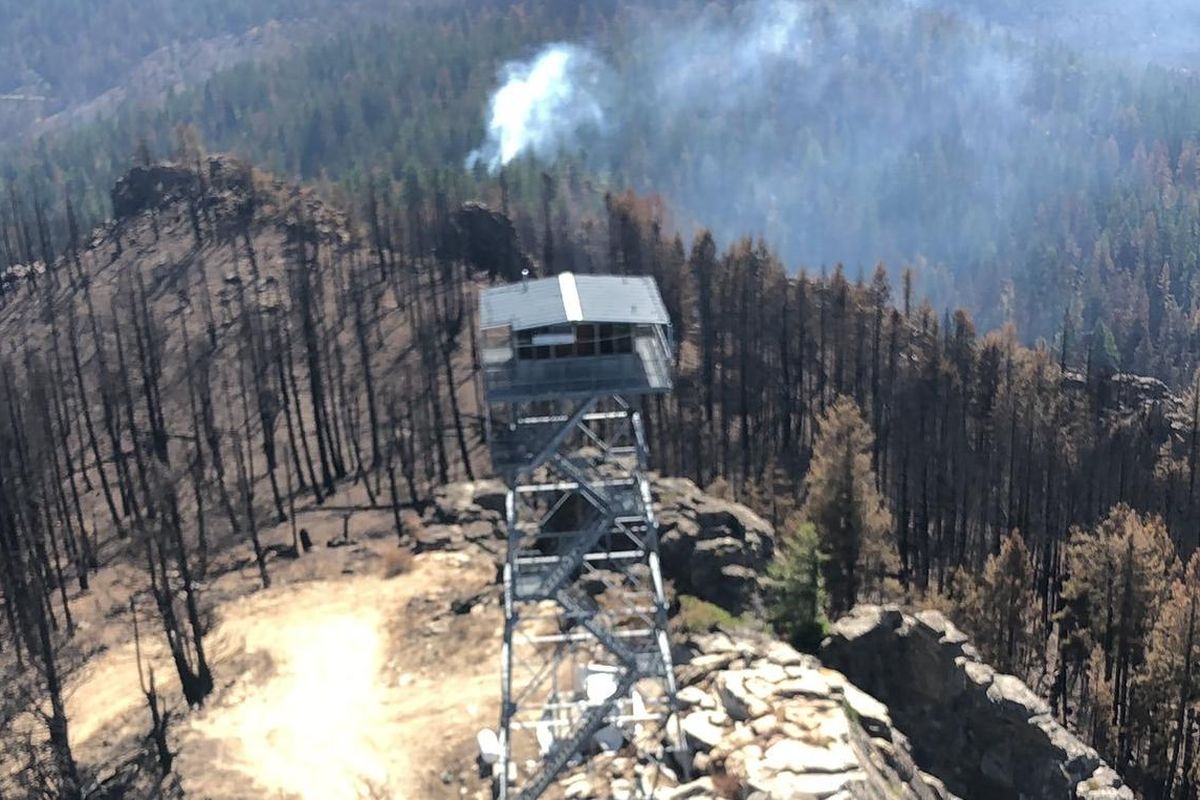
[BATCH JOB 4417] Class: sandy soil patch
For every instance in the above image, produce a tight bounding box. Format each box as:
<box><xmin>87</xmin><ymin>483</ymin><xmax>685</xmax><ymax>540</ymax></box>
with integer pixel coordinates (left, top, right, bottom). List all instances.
<box><xmin>173</xmin><ymin>549</ymin><xmax>499</xmax><ymax>799</ymax></box>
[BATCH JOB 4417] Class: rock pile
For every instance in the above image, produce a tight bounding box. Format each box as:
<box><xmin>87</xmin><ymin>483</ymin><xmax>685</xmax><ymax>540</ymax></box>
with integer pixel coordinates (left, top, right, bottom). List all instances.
<box><xmin>413</xmin><ymin>479</ymin><xmax>507</xmax><ymax>553</ymax></box>
<box><xmin>822</xmin><ymin>605</ymin><xmax>1133</xmax><ymax>800</ymax></box>
<box><xmin>550</xmin><ymin>632</ymin><xmax>954</xmax><ymax>799</ymax></box>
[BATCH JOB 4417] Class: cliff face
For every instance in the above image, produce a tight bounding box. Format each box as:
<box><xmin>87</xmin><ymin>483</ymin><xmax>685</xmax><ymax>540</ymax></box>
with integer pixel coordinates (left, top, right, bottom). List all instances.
<box><xmin>654</xmin><ymin>477</ymin><xmax>776</xmax><ymax>616</ymax></box>
<box><xmin>822</xmin><ymin>605</ymin><xmax>1134</xmax><ymax>800</ymax></box>
<box><xmin>423</xmin><ymin>480</ymin><xmax>1129</xmax><ymax>800</ymax></box>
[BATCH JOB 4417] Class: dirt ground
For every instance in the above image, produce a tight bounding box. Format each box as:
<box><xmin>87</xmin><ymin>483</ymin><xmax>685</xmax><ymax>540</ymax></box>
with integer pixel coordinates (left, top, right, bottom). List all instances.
<box><xmin>62</xmin><ymin>505</ymin><xmax>502</xmax><ymax>800</ymax></box>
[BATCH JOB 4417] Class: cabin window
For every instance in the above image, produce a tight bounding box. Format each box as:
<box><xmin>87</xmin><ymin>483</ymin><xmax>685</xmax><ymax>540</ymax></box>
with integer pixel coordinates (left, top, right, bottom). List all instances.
<box><xmin>513</xmin><ymin>323</ymin><xmax>634</xmax><ymax>360</ymax></box>
<box><xmin>576</xmin><ymin>324</ymin><xmax>597</xmax><ymax>356</ymax></box>
<box><xmin>616</xmin><ymin>324</ymin><xmax>633</xmax><ymax>354</ymax></box>
<box><xmin>598</xmin><ymin>324</ymin><xmax>613</xmax><ymax>355</ymax></box>
<box><xmin>516</xmin><ymin>326</ymin><xmax>574</xmax><ymax>360</ymax></box>
<box><xmin>597</xmin><ymin>323</ymin><xmax>633</xmax><ymax>355</ymax></box>
<box><xmin>481</xmin><ymin>327</ymin><xmax>514</xmax><ymax>365</ymax></box>
<box><xmin>515</xmin><ymin>330</ymin><xmax>535</xmax><ymax>360</ymax></box>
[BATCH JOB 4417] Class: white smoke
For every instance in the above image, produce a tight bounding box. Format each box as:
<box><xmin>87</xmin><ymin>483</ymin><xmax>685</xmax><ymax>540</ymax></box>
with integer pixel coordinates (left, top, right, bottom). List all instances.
<box><xmin>466</xmin><ymin>3</ymin><xmax>816</xmax><ymax>173</ymax></box>
<box><xmin>462</xmin><ymin>0</ymin><xmax>1035</xmax><ymax>266</ymax></box>
<box><xmin>466</xmin><ymin>43</ymin><xmax>611</xmax><ymax>174</ymax></box>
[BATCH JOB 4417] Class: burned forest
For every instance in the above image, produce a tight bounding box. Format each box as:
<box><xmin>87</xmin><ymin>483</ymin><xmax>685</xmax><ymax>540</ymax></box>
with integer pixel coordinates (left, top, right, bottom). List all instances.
<box><xmin>0</xmin><ymin>153</ymin><xmax>1193</xmax><ymax>797</ymax></box>
<box><xmin>5</xmin><ymin>1</ymin><xmax>1200</xmax><ymax>798</ymax></box>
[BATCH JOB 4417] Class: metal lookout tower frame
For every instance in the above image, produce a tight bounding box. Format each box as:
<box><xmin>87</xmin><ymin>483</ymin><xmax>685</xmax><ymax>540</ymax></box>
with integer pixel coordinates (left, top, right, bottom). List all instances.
<box><xmin>479</xmin><ymin>272</ymin><xmax>687</xmax><ymax>799</ymax></box>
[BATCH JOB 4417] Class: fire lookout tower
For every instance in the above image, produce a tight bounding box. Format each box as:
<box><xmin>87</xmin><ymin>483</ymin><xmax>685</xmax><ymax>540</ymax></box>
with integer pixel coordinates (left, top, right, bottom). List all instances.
<box><xmin>479</xmin><ymin>272</ymin><xmax>686</xmax><ymax>799</ymax></box>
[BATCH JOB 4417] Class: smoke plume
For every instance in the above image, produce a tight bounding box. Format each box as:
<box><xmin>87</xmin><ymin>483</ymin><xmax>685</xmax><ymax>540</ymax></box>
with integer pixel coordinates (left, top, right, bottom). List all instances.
<box><xmin>466</xmin><ymin>43</ymin><xmax>611</xmax><ymax>173</ymax></box>
<box><xmin>467</xmin><ymin>1</ymin><xmax>1031</xmax><ymax>269</ymax></box>
<box><xmin>467</xmin><ymin>0</ymin><xmax>1199</xmax><ymax>332</ymax></box>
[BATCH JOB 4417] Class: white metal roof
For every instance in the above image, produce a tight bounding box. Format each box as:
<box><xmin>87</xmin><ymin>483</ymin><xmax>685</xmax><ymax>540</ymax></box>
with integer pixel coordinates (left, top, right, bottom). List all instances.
<box><xmin>479</xmin><ymin>272</ymin><xmax>671</xmax><ymax>331</ymax></box>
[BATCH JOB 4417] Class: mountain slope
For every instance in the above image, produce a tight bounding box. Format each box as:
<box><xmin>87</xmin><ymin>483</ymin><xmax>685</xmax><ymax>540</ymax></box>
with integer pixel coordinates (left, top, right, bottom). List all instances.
<box><xmin>0</xmin><ymin>0</ymin><xmax>428</xmax><ymax>144</ymax></box>
<box><xmin>10</xmin><ymin>0</ymin><xmax>1200</xmax><ymax>383</ymax></box>
<box><xmin>0</xmin><ymin>154</ymin><xmax>1192</xmax><ymax>797</ymax></box>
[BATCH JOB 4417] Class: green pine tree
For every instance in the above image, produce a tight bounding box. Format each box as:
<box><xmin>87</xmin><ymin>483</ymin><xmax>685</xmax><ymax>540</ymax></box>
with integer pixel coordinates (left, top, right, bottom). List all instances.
<box><xmin>801</xmin><ymin>395</ymin><xmax>898</xmax><ymax>616</ymax></box>
<box><xmin>767</xmin><ymin>516</ymin><xmax>830</xmax><ymax>651</ymax></box>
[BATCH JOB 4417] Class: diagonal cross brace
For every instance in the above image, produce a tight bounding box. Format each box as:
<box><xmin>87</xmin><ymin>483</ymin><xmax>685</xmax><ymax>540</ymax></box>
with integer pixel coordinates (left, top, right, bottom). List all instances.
<box><xmin>515</xmin><ymin>397</ymin><xmax>600</xmax><ymax>481</ymax></box>
<box><xmin>515</xmin><ymin>668</ymin><xmax>641</xmax><ymax>800</ymax></box>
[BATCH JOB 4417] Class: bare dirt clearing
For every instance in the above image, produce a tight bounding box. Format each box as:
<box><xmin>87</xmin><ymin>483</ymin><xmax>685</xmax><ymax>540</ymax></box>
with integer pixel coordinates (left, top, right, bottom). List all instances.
<box><xmin>65</xmin><ymin>534</ymin><xmax>500</xmax><ymax>800</ymax></box>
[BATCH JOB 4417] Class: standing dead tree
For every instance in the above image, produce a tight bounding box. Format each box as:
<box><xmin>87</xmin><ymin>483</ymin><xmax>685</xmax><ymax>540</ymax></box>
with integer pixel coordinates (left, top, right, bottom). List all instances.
<box><xmin>0</xmin><ymin>354</ymin><xmax>83</xmax><ymax>799</ymax></box>
<box><xmin>131</xmin><ymin>596</ymin><xmax>172</xmax><ymax>774</ymax></box>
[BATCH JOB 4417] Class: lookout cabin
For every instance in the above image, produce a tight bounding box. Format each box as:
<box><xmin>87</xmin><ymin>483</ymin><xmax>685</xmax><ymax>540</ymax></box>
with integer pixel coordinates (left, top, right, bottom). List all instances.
<box><xmin>478</xmin><ymin>272</ymin><xmax>674</xmax><ymax>404</ymax></box>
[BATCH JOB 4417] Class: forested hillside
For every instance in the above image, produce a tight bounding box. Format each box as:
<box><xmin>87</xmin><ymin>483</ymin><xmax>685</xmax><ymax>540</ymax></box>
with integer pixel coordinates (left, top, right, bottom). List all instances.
<box><xmin>9</xmin><ymin>0</ymin><xmax>1200</xmax><ymax>387</ymax></box>
<box><xmin>0</xmin><ymin>0</ymin><xmax>417</xmax><ymax>143</ymax></box>
<box><xmin>0</xmin><ymin>154</ymin><xmax>485</xmax><ymax>795</ymax></box>
<box><xmin>610</xmin><ymin>190</ymin><xmax>1200</xmax><ymax>798</ymax></box>
<box><xmin>930</xmin><ymin>0</ymin><xmax>1200</xmax><ymax>66</ymax></box>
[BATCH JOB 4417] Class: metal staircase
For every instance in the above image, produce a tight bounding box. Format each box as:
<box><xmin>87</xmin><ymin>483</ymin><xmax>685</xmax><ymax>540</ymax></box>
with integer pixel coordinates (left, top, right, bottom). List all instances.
<box><xmin>556</xmin><ymin>587</ymin><xmax>643</xmax><ymax>670</ymax></box>
<box><xmin>490</xmin><ymin>396</ymin><xmax>685</xmax><ymax>800</ymax></box>
<box><xmin>514</xmin><ymin>515</ymin><xmax>611</xmax><ymax>601</ymax></box>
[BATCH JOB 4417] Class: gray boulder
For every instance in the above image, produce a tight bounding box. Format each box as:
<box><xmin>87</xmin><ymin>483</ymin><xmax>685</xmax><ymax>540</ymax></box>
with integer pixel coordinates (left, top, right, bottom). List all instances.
<box><xmin>654</xmin><ymin>477</ymin><xmax>775</xmax><ymax>614</ymax></box>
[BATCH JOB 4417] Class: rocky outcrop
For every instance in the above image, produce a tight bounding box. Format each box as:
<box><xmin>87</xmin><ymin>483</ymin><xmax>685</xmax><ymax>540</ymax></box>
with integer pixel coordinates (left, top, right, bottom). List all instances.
<box><xmin>110</xmin><ymin>155</ymin><xmax>254</xmax><ymax>220</ymax></box>
<box><xmin>111</xmin><ymin>162</ymin><xmax>201</xmax><ymax>219</ymax></box>
<box><xmin>440</xmin><ymin>201</ymin><xmax>531</xmax><ymax>283</ymax></box>
<box><xmin>412</xmin><ymin>480</ymin><xmax>507</xmax><ymax>553</ymax></box>
<box><xmin>822</xmin><ymin>605</ymin><xmax>1133</xmax><ymax>800</ymax></box>
<box><xmin>654</xmin><ymin>477</ymin><xmax>775</xmax><ymax>615</ymax></box>
<box><xmin>550</xmin><ymin>632</ymin><xmax>955</xmax><ymax>799</ymax></box>
<box><xmin>1062</xmin><ymin>369</ymin><xmax>1189</xmax><ymax>442</ymax></box>
<box><xmin>108</xmin><ymin>155</ymin><xmax>350</xmax><ymax>256</ymax></box>
<box><xmin>424</xmin><ymin>482</ymin><xmax>1127</xmax><ymax>798</ymax></box>
<box><xmin>416</xmin><ymin>476</ymin><xmax>777</xmax><ymax>615</ymax></box>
